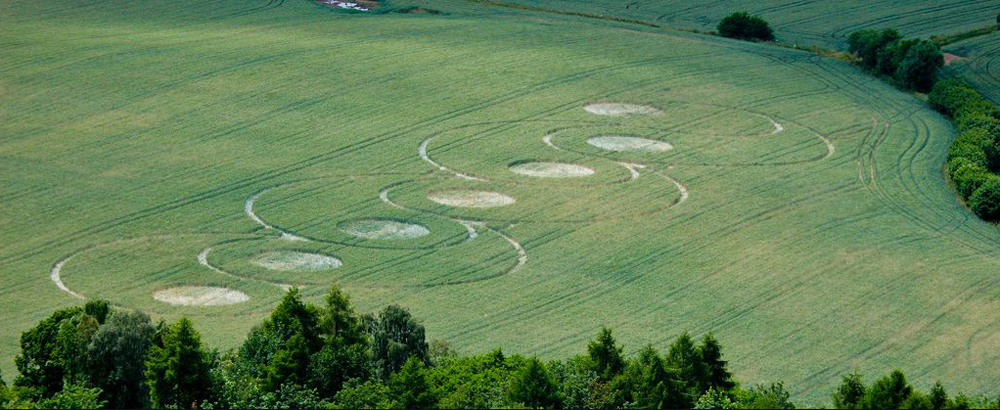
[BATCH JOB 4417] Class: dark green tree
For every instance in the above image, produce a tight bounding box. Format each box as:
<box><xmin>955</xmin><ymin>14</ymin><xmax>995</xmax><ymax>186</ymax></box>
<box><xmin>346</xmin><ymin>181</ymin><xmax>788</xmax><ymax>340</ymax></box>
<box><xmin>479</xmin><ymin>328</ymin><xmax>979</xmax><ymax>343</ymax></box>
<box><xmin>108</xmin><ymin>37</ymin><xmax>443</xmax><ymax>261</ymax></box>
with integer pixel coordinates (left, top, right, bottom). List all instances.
<box><xmin>83</xmin><ymin>300</ymin><xmax>110</xmax><ymax>325</ymax></box>
<box><xmin>699</xmin><ymin>333</ymin><xmax>735</xmax><ymax>392</ymax></box>
<box><xmin>970</xmin><ymin>176</ymin><xmax>1000</xmax><ymax>219</ymax></box>
<box><xmin>587</xmin><ymin>327</ymin><xmax>625</xmax><ymax>381</ymax></box>
<box><xmin>666</xmin><ymin>332</ymin><xmax>707</xmax><ymax>398</ymax></box>
<box><xmin>87</xmin><ymin>310</ymin><xmax>156</xmax><ymax>408</ymax></box>
<box><xmin>929</xmin><ymin>381</ymin><xmax>948</xmax><ymax>409</ymax></box>
<box><xmin>848</xmin><ymin>29</ymin><xmax>901</xmax><ymax>70</ymax></box>
<box><xmin>265</xmin><ymin>333</ymin><xmax>312</xmax><ymax>391</ymax></box>
<box><xmin>145</xmin><ymin>317</ymin><xmax>214</xmax><ymax>409</ymax></box>
<box><xmin>307</xmin><ymin>340</ymin><xmax>371</xmax><ymax>399</ymax></box>
<box><xmin>895</xmin><ymin>40</ymin><xmax>943</xmax><ymax>92</ymax></box>
<box><xmin>717</xmin><ymin>12</ymin><xmax>775</xmax><ymax>41</ymax></box>
<box><xmin>901</xmin><ymin>391</ymin><xmax>934</xmax><ymax>410</ymax></box>
<box><xmin>54</xmin><ymin>311</ymin><xmax>100</xmax><ymax>384</ymax></box>
<box><xmin>367</xmin><ymin>305</ymin><xmax>429</xmax><ymax>379</ymax></box>
<box><xmin>876</xmin><ymin>38</ymin><xmax>920</xmax><ymax>76</ymax></box>
<box><xmin>14</xmin><ymin>307</ymin><xmax>81</xmax><ymax>397</ymax></box>
<box><xmin>860</xmin><ymin>370</ymin><xmax>912</xmax><ymax>409</ymax></box>
<box><xmin>613</xmin><ymin>345</ymin><xmax>688</xmax><ymax>409</ymax></box>
<box><xmin>831</xmin><ymin>371</ymin><xmax>866</xmax><ymax>409</ymax></box>
<box><xmin>508</xmin><ymin>357</ymin><xmax>561</xmax><ymax>409</ymax></box>
<box><xmin>388</xmin><ymin>357</ymin><xmax>438</xmax><ymax>409</ymax></box>
<box><xmin>321</xmin><ymin>284</ymin><xmax>365</xmax><ymax>346</ymax></box>
<box><xmin>268</xmin><ymin>288</ymin><xmax>322</xmax><ymax>351</ymax></box>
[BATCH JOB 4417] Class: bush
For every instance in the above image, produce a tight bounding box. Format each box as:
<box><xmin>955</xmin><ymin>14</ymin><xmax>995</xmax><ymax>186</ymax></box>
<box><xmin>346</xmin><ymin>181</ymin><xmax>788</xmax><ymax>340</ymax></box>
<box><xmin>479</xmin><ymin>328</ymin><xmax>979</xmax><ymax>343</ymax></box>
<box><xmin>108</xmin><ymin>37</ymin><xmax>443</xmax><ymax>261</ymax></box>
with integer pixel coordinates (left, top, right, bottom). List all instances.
<box><xmin>928</xmin><ymin>78</ymin><xmax>982</xmax><ymax>116</ymax></box>
<box><xmin>955</xmin><ymin>100</ymin><xmax>1000</xmax><ymax>123</ymax></box>
<box><xmin>948</xmin><ymin>139</ymin><xmax>989</xmax><ymax>169</ymax></box>
<box><xmin>957</xmin><ymin>113</ymin><xmax>1000</xmax><ymax>133</ymax></box>
<box><xmin>951</xmin><ymin>162</ymin><xmax>991</xmax><ymax>198</ymax></box>
<box><xmin>894</xmin><ymin>40</ymin><xmax>943</xmax><ymax>92</ymax></box>
<box><xmin>970</xmin><ymin>175</ymin><xmax>1000</xmax><ymax>219</ymax></box>
<box><xmin>717</xmin><ymin>12</ymin><xmax>775</xmax><ymax>42</ymax></box>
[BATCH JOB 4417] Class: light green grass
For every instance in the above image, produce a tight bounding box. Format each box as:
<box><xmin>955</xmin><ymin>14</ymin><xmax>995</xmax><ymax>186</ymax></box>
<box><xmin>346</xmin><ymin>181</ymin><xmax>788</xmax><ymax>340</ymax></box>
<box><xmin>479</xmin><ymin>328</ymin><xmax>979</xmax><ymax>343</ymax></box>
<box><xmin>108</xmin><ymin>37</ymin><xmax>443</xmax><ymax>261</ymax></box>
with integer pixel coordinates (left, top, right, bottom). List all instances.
<box><xmin>945</xmin><ymin>31</ymin><xmax>1000</xmax><ymax>104</ymax></box>
<box><xmin>3</xmin><ymin>0</ymin><xmax>1000</xmax><ymax>405</ymax></box>
<box><xmin>474</xmin><ymin>0</ymin><xmax>1000</xmax><ymax>48</ymax></box>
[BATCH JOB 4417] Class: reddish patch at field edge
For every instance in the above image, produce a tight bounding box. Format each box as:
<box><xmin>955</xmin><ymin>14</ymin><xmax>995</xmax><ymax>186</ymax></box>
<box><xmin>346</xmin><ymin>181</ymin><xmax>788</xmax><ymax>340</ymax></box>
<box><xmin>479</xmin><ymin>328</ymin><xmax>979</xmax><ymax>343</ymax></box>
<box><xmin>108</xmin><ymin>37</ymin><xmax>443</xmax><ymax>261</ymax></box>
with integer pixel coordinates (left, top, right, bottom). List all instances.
<box><xmin>944</xmin><ymin>52</ymin><xmax>968</xmax><ymax>66</ymax></box>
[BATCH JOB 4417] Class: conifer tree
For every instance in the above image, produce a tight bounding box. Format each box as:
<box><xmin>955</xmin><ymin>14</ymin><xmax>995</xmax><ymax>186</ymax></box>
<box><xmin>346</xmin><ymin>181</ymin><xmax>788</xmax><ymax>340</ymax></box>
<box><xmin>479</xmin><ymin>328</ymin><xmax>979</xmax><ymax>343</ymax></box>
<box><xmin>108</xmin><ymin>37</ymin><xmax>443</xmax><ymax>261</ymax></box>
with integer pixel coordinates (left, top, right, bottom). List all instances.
<box><xmin>145</xmin><ymin>318</ymin><xmax>213</xmax><ymax>409</ymax></box>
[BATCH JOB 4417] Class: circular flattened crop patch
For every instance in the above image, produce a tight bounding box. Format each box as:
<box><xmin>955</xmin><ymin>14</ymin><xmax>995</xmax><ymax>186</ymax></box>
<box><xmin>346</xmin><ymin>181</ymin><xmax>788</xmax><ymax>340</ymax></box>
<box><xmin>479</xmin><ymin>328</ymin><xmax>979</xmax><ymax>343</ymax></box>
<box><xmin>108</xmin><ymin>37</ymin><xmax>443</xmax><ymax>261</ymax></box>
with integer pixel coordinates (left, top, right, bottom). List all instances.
<box><xmin>509</xmin><ymin>162</ymin><xmax>595</xmax><ymax>178</ymax></box>
<box><xmin>153</xmin><ymin>286</ymin><xmax>249</xmax><ymax>306</ymax></box>
<box><xmin>251</xmin><ymin>251</ymin><xmax>343</xmax><ymax>272</ymax></box>
<box><xmin>587</xmin><ymin>135</ymin><xmax>674</xmax><ymax>152</ymax></box>
<box><xmin>428</xmin><ymin>190</ymin><xmax>515</xmax><ymax>208</ymax></box>
<box><xmin>338</xmin><ymin>219</ymin><xmax>430</xmax><ymax>240</ymax></box>
<box><xmin>583</xmin><ymin>103</ymin><xmax>662</xmax><ymax>116</ymax></box>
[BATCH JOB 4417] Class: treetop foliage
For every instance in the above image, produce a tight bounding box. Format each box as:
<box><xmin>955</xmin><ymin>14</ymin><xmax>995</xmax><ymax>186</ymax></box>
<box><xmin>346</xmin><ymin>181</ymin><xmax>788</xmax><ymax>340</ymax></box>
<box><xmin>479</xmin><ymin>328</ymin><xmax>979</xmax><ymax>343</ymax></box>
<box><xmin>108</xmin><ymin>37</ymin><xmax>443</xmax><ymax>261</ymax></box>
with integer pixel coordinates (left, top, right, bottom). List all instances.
<box><xmin>6</xmin><ymin>286</ymin><xmax>998</xmax><ymax>409</ymax></box>
<box><xmin>717</xmin><ymin>12</ymin><xmax>775</xmax><ymax>42</ymax></box>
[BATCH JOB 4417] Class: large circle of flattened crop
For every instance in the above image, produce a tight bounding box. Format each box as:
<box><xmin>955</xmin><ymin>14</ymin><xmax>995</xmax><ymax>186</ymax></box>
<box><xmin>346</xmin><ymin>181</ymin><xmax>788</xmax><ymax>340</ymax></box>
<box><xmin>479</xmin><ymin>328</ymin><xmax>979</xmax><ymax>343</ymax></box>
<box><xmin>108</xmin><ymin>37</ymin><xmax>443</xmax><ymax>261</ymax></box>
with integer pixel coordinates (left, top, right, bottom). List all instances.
<box><xmin>338</xmin><ymin>219</ymin><xmax>430</xmax><ymax>240</ymax></box>
<box><xmin>251</xmin><ymin>251</ymin><xmax>343</xmax><ymax>272</ymax></box>
<box><xmin>587</xmin><ymin>135</ymin><xmax>674</xmax><ymax>152</ymax></box>
<box><xmin>428</xmin><ymin>190</ymin><xmax>515</xmax><ymax>208</ymax></box>
<box><xmin>509</xmin><ymin>162</ymin><xmax>595</xmax><ymax>178</ymax></box>
<box><xmin>584</xmin><ymin>102</ymin><xmax>662</xmax><ymax>116</ymax></box>
<box><xmin>153</xmin><ymin>286</ymin><xmax>249</xmax><ymax>306</ymax></box>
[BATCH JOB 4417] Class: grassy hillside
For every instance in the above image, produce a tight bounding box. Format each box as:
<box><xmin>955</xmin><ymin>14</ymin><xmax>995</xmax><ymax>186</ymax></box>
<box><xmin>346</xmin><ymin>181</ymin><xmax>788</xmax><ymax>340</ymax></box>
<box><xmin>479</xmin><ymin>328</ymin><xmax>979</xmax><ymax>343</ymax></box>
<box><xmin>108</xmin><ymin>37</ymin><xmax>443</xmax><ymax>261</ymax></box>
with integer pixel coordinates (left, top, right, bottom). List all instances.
<box><xmin>477</xmin><ymin>0</ymin><xmax>1000</xmax><ymax>48</ymax></box>
<box><xmin>945</xmin><ymin>31</ymin><xmax>1000</xmax><ymax>104</ymax></box>
<box><xmin>3</xmin><ymin>0</ymin><xmax>1000</xmax><ymax>405</ymax></box>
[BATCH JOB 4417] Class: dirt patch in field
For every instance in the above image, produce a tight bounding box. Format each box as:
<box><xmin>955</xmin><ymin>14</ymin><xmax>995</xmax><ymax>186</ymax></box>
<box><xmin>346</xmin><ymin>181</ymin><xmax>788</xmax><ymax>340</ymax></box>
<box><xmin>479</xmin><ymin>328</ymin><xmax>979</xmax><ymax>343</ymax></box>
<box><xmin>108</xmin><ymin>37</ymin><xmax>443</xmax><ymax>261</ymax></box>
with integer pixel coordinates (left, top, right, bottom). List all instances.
<box><xmin>428</xmin><ymin>190</ymin><xmax>515</xmax><ymax>208</ymax></box>
<box><xmin>153</xmin><ymin>286</ymin><xmax>249</xmax><ymax>306</ymax></box>
<box><xmin>587</xmin><ymin>135</ymin><xmax>673</xmax><ymax>152</ymax></box>
<box><xmin>509</xmin><ymin>162</ymin><xmax>595</xmax><ymax>178</ymax></box>
<box><xmin>943</xmin><ymin>52</ymin><xmax>968</xmax><ymax>66</ymax></box>
<box><xmin>338</xmin><ymin>219</ymin><xmax>430</xmax><ymax>239</ymax></box>
<box><xmin>252</xmin><ymin>251</ymin><xmax>343</xmax><ymax>271</ymax></box>
<box><xmin>317</xmin><ymin>0</ymin><xmax>376</xmax><ymax>11</ymax></box>
<box><xmin>584</xmin><ymin>103</ymin><xmax>662</xmax><ymax>116</ymax></box>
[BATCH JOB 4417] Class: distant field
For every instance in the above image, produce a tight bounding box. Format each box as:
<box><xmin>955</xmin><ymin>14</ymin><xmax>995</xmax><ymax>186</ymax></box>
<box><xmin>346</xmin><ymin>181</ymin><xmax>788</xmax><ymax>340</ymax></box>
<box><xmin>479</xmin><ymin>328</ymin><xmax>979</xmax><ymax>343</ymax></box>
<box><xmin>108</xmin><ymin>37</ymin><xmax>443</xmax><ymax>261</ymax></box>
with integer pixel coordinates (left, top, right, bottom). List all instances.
<box><xmin>483</xmin><ymin>0</ymin><xmax>1000</xmax><ymax>48</ymax></box>
<box><xmin>946</xmin><ymin>31</ymin><xmax>1000</xmax><ymax>104</ymax></box>
<box><xmin>4</xmin><ymin>0</ymin><xmax>1000</xmax><ymax>405</ymax></box>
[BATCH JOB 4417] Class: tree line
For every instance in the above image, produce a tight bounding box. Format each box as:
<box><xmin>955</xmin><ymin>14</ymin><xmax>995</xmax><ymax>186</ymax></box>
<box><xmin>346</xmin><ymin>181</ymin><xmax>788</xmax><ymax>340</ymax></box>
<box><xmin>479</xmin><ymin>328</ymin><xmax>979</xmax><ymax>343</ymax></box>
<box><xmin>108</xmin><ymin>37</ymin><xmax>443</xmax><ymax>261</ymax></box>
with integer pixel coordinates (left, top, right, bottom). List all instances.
<box><xmin>929</xmin><ymin>78</ymin><xmax>1000</xmax><ymax>219</ymax></box>
<box><xmin>846</xmin><ymin>26</ymin><xmax>1000</xmax><ymax>221</ymax></box>
<box><xmin>846</xmin><ymin>28</ymin><xmax>944</xmax><ymax>92</ymax></box>
<box><xmin>0</xmin><ymin>286</ymin><xmax>997</xmax><ymax>409</ymax></box>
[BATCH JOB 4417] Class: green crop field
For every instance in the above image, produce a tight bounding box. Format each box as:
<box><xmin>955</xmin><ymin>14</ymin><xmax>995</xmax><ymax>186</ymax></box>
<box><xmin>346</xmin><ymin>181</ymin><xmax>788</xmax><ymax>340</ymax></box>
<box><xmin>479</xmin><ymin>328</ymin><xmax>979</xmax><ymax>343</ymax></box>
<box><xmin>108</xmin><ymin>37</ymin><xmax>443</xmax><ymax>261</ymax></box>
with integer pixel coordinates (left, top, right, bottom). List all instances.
<box><xmin>946</xmin><ymin>31</ymin><xmax>1000</xmax><ymax>104</ymax></box>
<box><xmin>3</xmin><ymin>0</ymin><xmax>1000</xmax><ymax>405</ymax></box>
<box><xmin>479</xmin><ymin>0</ymin><xmax>1000</xmax><ymax>48</ymax></box>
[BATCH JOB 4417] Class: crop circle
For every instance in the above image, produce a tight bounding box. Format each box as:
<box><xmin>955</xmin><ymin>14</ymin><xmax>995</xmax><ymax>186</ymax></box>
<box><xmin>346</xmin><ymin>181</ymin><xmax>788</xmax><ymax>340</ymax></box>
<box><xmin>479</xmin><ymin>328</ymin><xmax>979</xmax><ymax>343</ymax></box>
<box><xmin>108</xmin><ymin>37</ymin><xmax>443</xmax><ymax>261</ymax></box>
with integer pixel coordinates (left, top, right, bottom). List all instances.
<box><xmin>428</xmin><ymin>190</ymin><xmax>516</xmax><ymax>208</ymax></box>
<box><xmin>509</xmin><ymin>162</ymin><xmax>595</xmax><ymax>178</ymax></box>
<box><xmin>587</xmin><ymin>135</ymin><xmax>674</xmax><ymax>152</ymax></box>
<box><xmin>338</xmin><ymin>219</ymin><xmax>431</xmax><ymax>240</ymax></box>
<box><xmin>251</xmin><ymin>251</ymin><xmax>343</xmax><ymax>271</ymax></box>
<box><xmin>153</xmin><ymin>286</ymin><xmax>249</xmax><ymax>306</ymax></box>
